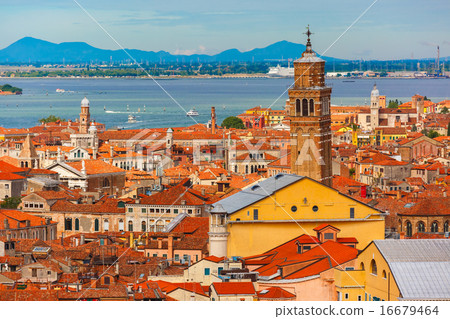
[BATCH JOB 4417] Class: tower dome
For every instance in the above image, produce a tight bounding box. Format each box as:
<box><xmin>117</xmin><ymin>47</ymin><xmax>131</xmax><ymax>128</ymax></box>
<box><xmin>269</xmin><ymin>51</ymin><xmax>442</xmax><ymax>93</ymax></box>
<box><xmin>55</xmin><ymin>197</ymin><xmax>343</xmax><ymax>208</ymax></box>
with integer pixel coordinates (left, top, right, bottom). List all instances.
<box><xmin>371</xmin><ymin>84</ymin><xmax>379</xmax><ymax>97</ymax></box>
<box><xmin>81</xmin><ymin>97</ymin><xmax>90</xmax><ymax>107</ymax></box>
<box><xmin>88</xmin><ymin>121</ymin><xmax>97</xmax><ymax>133</ymax></box>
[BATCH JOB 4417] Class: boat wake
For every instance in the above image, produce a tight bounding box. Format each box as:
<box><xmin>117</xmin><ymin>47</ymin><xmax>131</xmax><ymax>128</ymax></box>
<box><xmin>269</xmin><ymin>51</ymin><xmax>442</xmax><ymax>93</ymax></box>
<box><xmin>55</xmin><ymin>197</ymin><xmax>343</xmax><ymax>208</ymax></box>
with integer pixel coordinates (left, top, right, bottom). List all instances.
<box><xmin>105</xmin><ymin>110</ymin><xmax>147</xmax><ymax>114</ymax></box>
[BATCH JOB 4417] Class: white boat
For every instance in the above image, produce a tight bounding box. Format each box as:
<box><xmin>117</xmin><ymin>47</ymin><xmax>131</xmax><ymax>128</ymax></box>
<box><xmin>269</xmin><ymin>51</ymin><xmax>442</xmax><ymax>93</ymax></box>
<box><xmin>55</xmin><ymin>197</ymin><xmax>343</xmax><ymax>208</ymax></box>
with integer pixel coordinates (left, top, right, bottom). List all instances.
<box><xmin>127</xmin><ymin>114</ymin><xmax>137</xmax><ymax>123</ymax></box>
<box><xmin>267</xmin><ymin>64</ymin><xmax>294</xmax><ymax>77</ymax></box>
<box><xmin>186</xmin><ymin>108</ymin><xmax>199</xmax><ymax>116</ymax></box>
<box><xmin>56</xmin><ymin>88</ymin><xmax>65</xmax><ymax>93</ymax></box>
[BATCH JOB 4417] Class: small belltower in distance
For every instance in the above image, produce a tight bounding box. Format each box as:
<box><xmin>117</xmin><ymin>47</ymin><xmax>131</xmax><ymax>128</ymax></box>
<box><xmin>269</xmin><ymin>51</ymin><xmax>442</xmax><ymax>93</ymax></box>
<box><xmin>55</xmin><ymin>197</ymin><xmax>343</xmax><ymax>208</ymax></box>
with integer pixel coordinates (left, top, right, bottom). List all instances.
<box><xmin>79</xmin><ymin>97</ymin><xmax>91</xmax><ymax>134</ymax></box>
<box><xmin>289</xmin><ymin>26</ymin><xmax>332</xmax><ymax>187</ymax></box>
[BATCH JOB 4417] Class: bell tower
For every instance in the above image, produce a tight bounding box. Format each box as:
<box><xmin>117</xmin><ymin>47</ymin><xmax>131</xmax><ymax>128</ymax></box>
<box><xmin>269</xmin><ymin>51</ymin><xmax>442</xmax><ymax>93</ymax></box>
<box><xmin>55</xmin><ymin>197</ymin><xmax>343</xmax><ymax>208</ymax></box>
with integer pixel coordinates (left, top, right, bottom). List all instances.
<box><xmin>289</xmin><ymin>26</ymin><xmax>332</xmax><ymax>187</ymax></box>
<box><xmin>79</xmin><ymin>97</ymin><xmax>91</xmax><ymax>134</ymax></box>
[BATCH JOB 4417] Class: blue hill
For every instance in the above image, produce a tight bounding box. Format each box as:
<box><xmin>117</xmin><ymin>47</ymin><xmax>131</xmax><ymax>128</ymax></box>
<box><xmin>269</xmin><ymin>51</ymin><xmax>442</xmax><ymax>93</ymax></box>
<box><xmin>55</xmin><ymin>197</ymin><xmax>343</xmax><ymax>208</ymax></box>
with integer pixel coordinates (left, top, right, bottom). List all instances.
<box><xmin>0</xmin><ymin>37</ymin><xmax>345</xmax><ymax>64</ymax></box>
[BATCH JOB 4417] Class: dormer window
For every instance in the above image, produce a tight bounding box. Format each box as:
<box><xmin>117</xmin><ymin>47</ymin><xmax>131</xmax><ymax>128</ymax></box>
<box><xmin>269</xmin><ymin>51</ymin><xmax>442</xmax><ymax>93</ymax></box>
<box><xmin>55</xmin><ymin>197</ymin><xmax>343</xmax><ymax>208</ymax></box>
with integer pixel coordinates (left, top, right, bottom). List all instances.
<box><xmin>324</xmin><ymin>233</ymin><xmax>334</xmax><ymax>240</ymax></box>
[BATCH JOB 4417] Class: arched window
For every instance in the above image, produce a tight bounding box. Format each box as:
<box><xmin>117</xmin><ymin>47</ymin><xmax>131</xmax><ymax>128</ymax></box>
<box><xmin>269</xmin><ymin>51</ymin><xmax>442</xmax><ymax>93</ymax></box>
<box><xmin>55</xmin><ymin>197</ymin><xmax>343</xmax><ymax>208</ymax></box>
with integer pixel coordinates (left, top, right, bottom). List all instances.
<box><xmin>302</xmin><ymin>99</ymin><xmax>309</xmax><ymax>116</ymax></box>
<box><xmin>295</xmin><ymin>99</ymin><xmax>301</xmax><ymax>115</ymax></box>
<box><xmin>417</xmin><ymin>221</ymin><xmax>425</xmax><ymax>233</ymax></box>
<box><xmin>360</xmin><ymin>262</ymin><xmax>365</xmax><ymax>271</ymax></box>
<box><xmin>102</xmin><ymin>178</ymin><xmax>110</xmax><ymax>188</ymax></box>
<box><xmin>430</xmin><ymin>221</ymin><xmax>438</xmax><ymax>232</ymax></box>
<box><xmin>370</xmin><ymin>259</ymin><xmax>377</xmax><ymax>275</ymax></box>
<box><xmin>75</xmin><ymin>218</ymin><xmax>80</xmax><ymax>231</ymax></box>
<box><xmin>104</xmin><ymin>219</ymin><xmax>109</xmax><ymax>231</ymax></box>
<box><xmin>309</xmin><ymin>99</ymin><xmax>314</xmax><ymax>115</ymax></box>
<box><xmin>444</xmin><ymin>221</ymin><xmax>449</xmax><ymax>233</ymax></box>
<box><xmin>128</xmin><ymin>221</ymin><xmax>133</xmax><ymax>232</ymax></box>
<box><xmin>382</xmin><ymin>270</ymin><xmax>387</xmax><ymax>279</ymax></box>
<box><xmin>119</xmin><ymin>219</ymin><xmax>124</xmax><ymax>231</ymax></box>
<box><xmin>406</xmin><ymin>221</ymin><xmax>412</xmax><ymax>237</ymax></box>
<box><xmin>141</xmin><ymin>221</ymin><xmax>146</xmax><ymax>232</ymax></box>
<box><xmin>94</xmin><ymin>219</ymin><xmax>99</xmax><ymax>232</ymax></box>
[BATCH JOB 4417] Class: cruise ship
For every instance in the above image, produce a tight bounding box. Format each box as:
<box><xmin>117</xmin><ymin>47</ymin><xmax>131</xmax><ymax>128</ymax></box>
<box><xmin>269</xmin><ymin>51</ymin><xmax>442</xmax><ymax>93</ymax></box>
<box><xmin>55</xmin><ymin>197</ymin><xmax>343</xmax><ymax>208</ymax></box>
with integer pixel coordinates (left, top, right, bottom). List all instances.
<box><xmin>267</xmin><ymin>64</ymin><xmax>294</xmax><ymax>78</ymax></box>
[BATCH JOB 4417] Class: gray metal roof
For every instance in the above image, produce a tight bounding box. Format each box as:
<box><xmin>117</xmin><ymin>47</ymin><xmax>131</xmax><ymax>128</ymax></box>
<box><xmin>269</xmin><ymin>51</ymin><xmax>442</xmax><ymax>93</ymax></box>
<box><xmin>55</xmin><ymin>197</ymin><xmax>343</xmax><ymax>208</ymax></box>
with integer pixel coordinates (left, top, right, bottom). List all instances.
<box><xmin>213</xmin><ymin>174</ymin><xmax>304</xmax><ymax>215</ymax></box>
<box><xmin>374</xmin><ymin>239</ymin><xmax>450</xmax><ymax>300</ymax></box>
<box><xmin>374</xmin><ymin>239</ymin><xmax>450</xmax><ymax>262</ymax></box>
<box><xmin>28</xmin><ymin>177</ymin><xmax>60</xmax><ymax>187</ymax></box>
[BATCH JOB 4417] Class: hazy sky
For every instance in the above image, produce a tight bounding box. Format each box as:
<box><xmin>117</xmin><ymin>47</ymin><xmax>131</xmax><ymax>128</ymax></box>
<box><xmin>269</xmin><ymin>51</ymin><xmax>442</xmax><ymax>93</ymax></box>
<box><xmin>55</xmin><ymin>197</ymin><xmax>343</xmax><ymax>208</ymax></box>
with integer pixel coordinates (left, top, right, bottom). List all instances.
<box><xmin>1</xmin><ymin>0</ymin><xmax>449</xmax><ymax>59</ymax></box>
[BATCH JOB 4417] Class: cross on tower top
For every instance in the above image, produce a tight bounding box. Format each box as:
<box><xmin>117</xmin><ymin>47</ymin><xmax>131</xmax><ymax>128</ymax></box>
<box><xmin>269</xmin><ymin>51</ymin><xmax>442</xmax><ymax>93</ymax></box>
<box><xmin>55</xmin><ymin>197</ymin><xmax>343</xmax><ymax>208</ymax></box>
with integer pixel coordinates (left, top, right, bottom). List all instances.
<box><xmin>304</xmin><ymin>25</ymin><xmax>313</xmax><ymax>40</ymax></box>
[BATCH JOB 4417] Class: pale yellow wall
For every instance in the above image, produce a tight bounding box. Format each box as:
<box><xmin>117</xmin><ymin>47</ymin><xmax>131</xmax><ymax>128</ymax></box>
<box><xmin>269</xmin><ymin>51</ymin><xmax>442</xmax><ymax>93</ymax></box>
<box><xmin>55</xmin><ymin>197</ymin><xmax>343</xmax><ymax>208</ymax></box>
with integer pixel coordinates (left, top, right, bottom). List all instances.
<box><xmin>183</xmin><ymin>260</ymin><xmax>242</xmax><ymax>286</ymax></box>
<box><xmin>356</xmin><ymin>242</ymin><xmax>401</xmax><ymax>301</ymax></box>
<box><xmin>168</xmin><ymin>289</ymin><xmax>209</xmax><ymax>301</ymax></box>
<box><xmin>210</xmin><ymin>287</ymin><xmax>255</xmax><ymax>301</ymax></box>
<box><xmin>225</xmin><ymin>178</ymin><xmax>385</xmax><ymax>257</ymax></box>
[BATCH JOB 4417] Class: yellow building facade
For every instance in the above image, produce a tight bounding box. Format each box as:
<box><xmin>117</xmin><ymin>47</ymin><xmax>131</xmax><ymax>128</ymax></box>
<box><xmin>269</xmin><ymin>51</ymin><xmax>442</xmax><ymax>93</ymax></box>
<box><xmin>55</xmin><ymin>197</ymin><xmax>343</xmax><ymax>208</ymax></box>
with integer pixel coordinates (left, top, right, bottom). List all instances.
<box><xmin>334</xmin><ymin>241</ymin><xmax>400</xmax><ymax>301</ymax></box>
<box><xmin>210</xmin><ymin>174</ymin><xmax>385</xmax><ymax>258</ymax></box>
<box><xmin>335</xmin><ymin>239</ymin><xmax>450</xmax><ymax>301</ymax></box>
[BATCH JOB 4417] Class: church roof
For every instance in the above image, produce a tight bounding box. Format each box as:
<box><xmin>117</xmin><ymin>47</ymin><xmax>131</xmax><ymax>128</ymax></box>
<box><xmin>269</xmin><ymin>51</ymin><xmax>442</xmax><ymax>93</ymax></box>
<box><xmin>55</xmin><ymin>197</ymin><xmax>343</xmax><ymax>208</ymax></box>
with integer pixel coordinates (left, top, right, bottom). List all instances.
<box><xmin>213</xmin><ymin>174</ymin><xmax>304</xmax><ymax>214</ymax></box>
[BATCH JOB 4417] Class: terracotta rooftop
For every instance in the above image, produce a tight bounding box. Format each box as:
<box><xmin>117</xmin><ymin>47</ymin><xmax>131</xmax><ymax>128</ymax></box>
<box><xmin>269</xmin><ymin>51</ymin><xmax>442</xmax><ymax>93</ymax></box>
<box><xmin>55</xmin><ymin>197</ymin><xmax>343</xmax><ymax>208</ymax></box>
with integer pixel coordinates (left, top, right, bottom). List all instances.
<box><xmin>212</xmin><ymin>281</ymin><xmax>256</xmax><ymax>295</ymax></box>
<box><xmin>66</xmin><ymin>159</ymin><xmax>126</xmax><ymax>175</ymax></box>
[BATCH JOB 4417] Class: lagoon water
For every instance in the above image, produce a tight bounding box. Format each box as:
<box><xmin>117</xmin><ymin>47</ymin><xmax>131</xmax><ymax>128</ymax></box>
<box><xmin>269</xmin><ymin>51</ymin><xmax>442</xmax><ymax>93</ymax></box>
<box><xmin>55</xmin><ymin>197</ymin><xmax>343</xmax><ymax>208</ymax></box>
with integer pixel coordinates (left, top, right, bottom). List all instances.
<box><xmin>0</xmin><ymin>77</ymin><xmax>448</xmax><ymax>129</ymax></box>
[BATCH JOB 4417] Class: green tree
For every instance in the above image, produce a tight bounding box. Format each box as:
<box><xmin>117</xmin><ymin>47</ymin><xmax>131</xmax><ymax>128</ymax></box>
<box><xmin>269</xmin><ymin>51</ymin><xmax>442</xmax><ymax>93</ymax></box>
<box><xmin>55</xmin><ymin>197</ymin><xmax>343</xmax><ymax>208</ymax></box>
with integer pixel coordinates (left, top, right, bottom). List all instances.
<box><xmin>349</xmin><ymin>168</ymin><xmax>356</xmax><ymax>177</ymax></box>
<box><xmin>1</xmin><ymin>197</ymin><xmax>22</xmax><ymax>209</ymax></box>
<box><xmin>411</xmin><ymin>124</ymin><xmax>417</xmax><ymax>132</ymax></box>
<box><xmin>447</xmin><ymin>122</ymin><xmax>450</xmax><ymax>136</ymax></box>
<box><xmin>422</xmin><ymin>129</ymin><xmax>440</xmax><ymax>138</ymax></box>
<box><xmin>221</xmin><ymin>116</ymin><xmax>245</xmax><ymax>129</ymax></box>
<box><xmin>38</xmin><ymin>115</ymin><xmax>66</xmax><ymax>124</ymax></box>
<box><xmin>441</xmin><ymin>106</ymin><xmax>449</xmax><ymax>114</ymax></box>
<box><xmin>388</xmin><ymin>100</ymin><xmax>399</xmax><ymax>109</ymax></box>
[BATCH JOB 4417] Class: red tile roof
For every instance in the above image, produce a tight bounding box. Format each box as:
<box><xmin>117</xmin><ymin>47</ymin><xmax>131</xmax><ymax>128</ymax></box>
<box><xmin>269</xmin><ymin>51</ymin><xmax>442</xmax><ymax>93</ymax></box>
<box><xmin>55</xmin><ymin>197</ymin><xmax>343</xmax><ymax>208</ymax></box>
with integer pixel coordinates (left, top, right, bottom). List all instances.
<box><xmin>66</xmin><ymin>159</ymin><xmax>126</xmax><ymax>175</ymax></box>
<box><xmin>257</xmin><ymin>286</ymin><xmax>296</xmax><ymax>300</ymax></box>
<box><xmin>203</xmin><ymin>256</ymin><xmax>226</xmax><ymax>263</ymax></box>
<box><xmin>139</xmin><ymin>180</ymin><xmax>209</xmax><ymax>206</ymax></box>
<box><xmin>0</xmin><ymin>210</ymin><xmax>56</xmax><ymax>230</ymax></box>
<box><xmin>212</xmin><ymin>282</ymin><xmax>256</xmax><ymax>295</ymax></box>
<box><xmin>0</xmin><ymin>172</ymin><xmax>26</xmax><ymax>180</ymax></box>
<box><xmin>243</xmin><ymin>234</ymin><xmax>358</xmax><ymax>280</ymax></box>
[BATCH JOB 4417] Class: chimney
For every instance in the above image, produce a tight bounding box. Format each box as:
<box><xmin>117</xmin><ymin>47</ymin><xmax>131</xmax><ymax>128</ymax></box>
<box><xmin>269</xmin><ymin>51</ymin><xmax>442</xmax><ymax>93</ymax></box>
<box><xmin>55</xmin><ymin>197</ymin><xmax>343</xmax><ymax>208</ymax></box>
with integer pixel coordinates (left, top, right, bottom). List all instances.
<box><xmin>25</xmin><ymin>220</ymin><xmax>30</xmax><ymax>228</ymax></box>
<box><xmin>3</xmin><ymin>219</ymin><xmax>9</xmax><ymax>229</ymax></box>
<box><xmin>168</xmin><ymin>234</ymin><xmax>174</xmax><ymax>262</ymax></box>
<box><xmin>396</xmin><ymin>190</ymin><xmax>401</xmax><ymax>200</ymax></box>
<box><xmin>110</xmin><ymin>145</ymin><xmax>114</xmax><ymax>158</ymax></box>
<box><xmin>211</xmin><ymin>107</ymin><xmax>216</xmax><ymax>134</ymax></box>
<box><xmin>80</xmin><ymin>234</ymin><xmax>85</xmax><ymax>245</ymax></box>
<box><xmin>201</xmin><ymin>188</ymin><xmax>206</xmax><ymax>196</ymax></box>
<box><xmin>157</xmin><ymin>238</ymin><xmax>162</xmax><ymax>249</ymax></box>
<box><xmin>444</xmin><ymin>191</ymin><xmax>447</xmax><ymax>198</ymax></box>
<box><xmin>6</xmin><ymin>233</ymin><xmax>11</xmax><ymax>242</ymax></box>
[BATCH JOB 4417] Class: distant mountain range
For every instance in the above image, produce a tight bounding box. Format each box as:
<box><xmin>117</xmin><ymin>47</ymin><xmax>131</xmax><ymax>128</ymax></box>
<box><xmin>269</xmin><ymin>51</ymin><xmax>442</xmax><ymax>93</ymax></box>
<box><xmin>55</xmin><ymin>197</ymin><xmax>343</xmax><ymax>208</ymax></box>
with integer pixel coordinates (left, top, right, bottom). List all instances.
<box><xmin>0</xmin><ymin>37</ymin><xmax>346</xmax><ymax>64</ymax></box>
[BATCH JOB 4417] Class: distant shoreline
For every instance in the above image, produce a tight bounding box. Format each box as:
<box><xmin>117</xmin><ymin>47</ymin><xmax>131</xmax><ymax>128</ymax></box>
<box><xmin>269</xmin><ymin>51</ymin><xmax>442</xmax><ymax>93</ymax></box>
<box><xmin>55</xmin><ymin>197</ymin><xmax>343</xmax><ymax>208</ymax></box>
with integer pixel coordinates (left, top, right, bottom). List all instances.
<box><xmin>1</xmin><ymin>75</ymin><xmax>448</xmax><ymax>80</ymax></box>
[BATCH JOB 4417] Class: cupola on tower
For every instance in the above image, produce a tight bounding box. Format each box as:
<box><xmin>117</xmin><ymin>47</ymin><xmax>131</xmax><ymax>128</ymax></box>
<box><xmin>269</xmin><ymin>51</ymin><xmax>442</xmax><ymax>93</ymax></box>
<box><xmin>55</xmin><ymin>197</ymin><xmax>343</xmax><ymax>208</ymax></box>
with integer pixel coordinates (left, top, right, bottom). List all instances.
<box><xmin>289</xmin><ymin>26</ymin><xmax>332</xmax><ymax>187</ymax></box>
<box><xmin>79</xmin><ymin>97</ymin><xmax>91</xmax><ymax>134</ymax></box>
